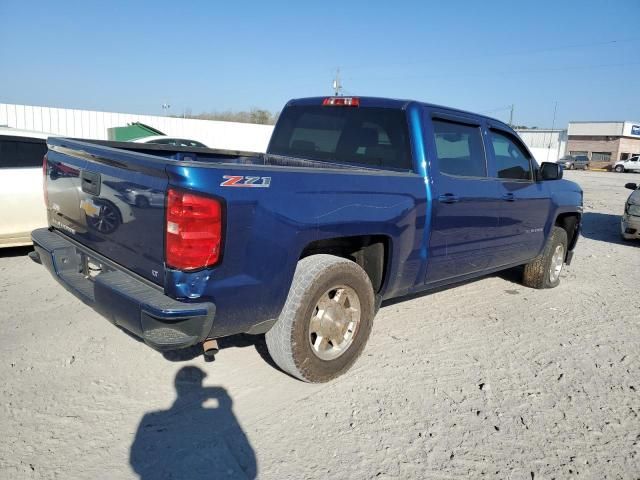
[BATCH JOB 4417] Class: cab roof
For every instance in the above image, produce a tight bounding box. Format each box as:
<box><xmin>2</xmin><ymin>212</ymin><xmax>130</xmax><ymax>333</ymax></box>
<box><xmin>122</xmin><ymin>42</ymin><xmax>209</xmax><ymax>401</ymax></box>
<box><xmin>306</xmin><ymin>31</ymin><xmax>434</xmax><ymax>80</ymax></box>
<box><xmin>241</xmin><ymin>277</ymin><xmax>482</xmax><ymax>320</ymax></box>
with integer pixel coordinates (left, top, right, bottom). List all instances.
<box><xmin>286</xmin><ymin>96</ymin><xmax>512</xmax><ymax>131</ymax></box>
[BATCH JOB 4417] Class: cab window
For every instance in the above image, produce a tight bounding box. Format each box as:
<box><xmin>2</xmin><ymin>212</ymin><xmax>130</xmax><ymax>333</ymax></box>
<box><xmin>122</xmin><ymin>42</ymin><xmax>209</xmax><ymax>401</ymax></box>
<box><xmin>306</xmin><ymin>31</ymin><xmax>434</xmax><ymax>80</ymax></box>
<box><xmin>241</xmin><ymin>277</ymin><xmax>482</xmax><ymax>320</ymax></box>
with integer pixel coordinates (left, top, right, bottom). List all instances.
<box><xmin>432</xmin><ymin>119</ymin><xmax>486</xmax><ymax>177</ymax></box>
<box><xmin>489</xmin><ymin>130</ymin><xmax>533</xmax><ymax>181</ymax></box>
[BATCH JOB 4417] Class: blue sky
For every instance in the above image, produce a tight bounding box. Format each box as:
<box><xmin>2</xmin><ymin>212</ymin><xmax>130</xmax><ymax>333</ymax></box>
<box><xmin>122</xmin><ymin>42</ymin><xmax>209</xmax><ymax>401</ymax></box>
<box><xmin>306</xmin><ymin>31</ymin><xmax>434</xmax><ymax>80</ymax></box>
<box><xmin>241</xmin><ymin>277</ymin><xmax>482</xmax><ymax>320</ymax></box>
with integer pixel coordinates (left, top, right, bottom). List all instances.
<box><xmin>1</xmin><ymin>0</ymin><xmax>638</xmax><ymax>127</ymax></box>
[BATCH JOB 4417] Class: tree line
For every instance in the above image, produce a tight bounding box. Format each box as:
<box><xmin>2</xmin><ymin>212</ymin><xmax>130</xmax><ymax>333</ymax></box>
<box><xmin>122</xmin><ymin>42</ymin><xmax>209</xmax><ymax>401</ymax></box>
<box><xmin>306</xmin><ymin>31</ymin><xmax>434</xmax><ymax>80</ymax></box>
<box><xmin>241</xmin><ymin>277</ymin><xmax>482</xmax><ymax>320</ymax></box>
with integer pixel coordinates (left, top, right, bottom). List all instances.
<box><xmin>175</xmin><ymin>108</ymin><xmax>279</xmax><ymax>125</ymax></box>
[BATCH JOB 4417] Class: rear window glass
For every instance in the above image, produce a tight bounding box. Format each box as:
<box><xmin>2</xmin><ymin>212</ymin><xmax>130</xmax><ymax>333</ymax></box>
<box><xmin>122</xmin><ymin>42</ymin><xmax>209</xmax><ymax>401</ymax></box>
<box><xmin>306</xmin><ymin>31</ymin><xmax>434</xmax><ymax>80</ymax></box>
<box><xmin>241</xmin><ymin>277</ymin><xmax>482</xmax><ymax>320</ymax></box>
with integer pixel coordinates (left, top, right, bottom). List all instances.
<box><xmin>0</xmin><ymin>137</ymin><xmax>47</xmax><ymax>168</ymax></box>
<box><xmin>268</xmin><ymin>106</ymin><xmax>412</xmax><ymax>171</ymax></box>
<box><xmin>432</xmin><ymin>119</ymin><xmax>486</xmax><ymax>177</ymax></box>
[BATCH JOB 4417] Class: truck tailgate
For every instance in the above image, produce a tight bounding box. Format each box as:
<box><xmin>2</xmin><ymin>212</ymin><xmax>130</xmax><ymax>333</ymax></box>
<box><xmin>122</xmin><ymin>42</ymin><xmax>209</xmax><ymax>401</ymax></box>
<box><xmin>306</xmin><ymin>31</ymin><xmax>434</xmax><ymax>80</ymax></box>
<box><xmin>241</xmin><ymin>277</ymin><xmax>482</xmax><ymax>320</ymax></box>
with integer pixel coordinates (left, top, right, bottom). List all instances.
<box><xmin>45</xmin><ymin>138</ymin><xmax>169</xmax><ymax>285</ymax></box>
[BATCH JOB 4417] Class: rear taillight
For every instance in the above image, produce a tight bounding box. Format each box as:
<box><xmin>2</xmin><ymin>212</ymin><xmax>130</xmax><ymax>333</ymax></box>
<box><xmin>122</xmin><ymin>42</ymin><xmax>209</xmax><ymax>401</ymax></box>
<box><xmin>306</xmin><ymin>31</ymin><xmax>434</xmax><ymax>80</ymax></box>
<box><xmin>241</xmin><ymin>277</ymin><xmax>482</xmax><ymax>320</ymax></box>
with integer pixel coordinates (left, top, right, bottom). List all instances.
<box><xmin>165</xmin><ymin>188</ymin><xmax>223</xmax><ymax>270</ymax></box>
<box><xmin>322</xmin><ymin>97</ymin><xmax>360</xmax><ymax>107</ymax></box>
<box><xmin>42</xmin><ymin>154</ymin><xmax>48</xmax><ymax>206</ymax></box>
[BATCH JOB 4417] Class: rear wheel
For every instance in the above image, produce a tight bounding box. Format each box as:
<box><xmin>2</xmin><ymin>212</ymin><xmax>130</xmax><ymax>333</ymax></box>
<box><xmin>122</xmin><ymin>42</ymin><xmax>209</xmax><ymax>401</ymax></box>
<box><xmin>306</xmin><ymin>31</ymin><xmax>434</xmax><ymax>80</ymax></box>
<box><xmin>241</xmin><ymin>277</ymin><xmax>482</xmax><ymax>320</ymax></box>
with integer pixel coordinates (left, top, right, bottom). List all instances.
<box><xmin>265</xmin><ymin>254</ymin><xmax>375</xmax><ymax>383</ymax></box>
<box><xmin>522</xmin><ymin>226</ymin><xmax>568</xmax><ymax>289</ymax></box>
<box><xmin>615</xmin><ymin>165</ymin><xmax>625</xmax><ymax>173</ymax></box>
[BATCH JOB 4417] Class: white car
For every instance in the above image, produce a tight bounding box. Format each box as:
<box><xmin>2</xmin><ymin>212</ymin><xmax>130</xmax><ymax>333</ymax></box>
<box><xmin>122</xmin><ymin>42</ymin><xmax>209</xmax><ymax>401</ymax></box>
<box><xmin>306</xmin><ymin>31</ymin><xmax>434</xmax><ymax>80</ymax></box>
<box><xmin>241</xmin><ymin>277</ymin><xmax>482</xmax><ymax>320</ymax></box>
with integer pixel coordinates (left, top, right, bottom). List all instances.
<box><xmin>0</xmin><ymin>128</ymin><xmax>50</xmax><ymax>247</ymax></box>
<box><xmin>621</xmin><ymin>181</ymin><xmax>640</xmax><ymax>240</ymax></box>
<box><xmin>131</xmin><ymin>135</ymin><xmax>208</xmax><ymax>148</ymax></box>
<box><xmin>613</xmin><ymin>156</ymin><xmax>640</xmax><ymax>173</ymax></box>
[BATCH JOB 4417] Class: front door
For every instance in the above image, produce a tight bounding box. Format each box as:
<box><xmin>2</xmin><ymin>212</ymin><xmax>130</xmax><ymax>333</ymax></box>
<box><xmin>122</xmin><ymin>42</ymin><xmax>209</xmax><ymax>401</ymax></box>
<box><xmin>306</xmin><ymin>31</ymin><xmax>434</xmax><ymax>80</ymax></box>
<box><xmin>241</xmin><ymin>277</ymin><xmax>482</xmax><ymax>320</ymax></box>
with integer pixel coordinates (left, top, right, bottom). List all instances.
<box><xmin>424</xmin><ymin>113</ymin><xmax>504</xmax><ymax>284</ymax></box>
<box><xmin>485</xmin><ymin>125</ymin><xmax>551</xmax><ymax>265</ymax></box>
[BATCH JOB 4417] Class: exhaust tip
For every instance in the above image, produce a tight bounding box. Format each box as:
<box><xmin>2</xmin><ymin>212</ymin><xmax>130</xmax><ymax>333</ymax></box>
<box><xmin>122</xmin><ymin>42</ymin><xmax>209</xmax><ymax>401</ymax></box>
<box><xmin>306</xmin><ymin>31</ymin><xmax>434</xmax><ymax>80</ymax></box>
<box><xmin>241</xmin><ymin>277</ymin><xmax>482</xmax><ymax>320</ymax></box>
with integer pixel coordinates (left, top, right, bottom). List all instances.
<box><xmin>203</xmin><ymin>338</ymin><xmax>219</xmax><ymax>362</ymax></box>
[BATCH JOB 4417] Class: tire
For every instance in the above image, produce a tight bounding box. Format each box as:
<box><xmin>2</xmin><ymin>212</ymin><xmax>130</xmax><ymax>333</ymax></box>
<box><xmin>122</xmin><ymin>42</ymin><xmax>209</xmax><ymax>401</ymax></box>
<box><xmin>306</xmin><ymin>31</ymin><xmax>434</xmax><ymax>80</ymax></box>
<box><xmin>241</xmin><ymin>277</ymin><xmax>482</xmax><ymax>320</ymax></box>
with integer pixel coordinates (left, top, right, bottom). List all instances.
<box><xmin>265</xmin><ymin>254</ymin><xmax>375</xmax><ymax>383</ymax></box>
<box><xmin>615</xmin><ymin>165</ymin><xmax>625</xmax><ymax>173</ymax></box>
<box><xmin>522</xmin><ymin>226</ymin><xmax>568</xmax><ymax>289</ymax></box>
<box><xmin>568</xmin><ymin>164</ymin><xmax>574</xmax><ymax>170</ymax></box>
<box><xmin>135</xmin><ymin>195</ymin><xmax>150</xmax><ymax>208</ymax></box>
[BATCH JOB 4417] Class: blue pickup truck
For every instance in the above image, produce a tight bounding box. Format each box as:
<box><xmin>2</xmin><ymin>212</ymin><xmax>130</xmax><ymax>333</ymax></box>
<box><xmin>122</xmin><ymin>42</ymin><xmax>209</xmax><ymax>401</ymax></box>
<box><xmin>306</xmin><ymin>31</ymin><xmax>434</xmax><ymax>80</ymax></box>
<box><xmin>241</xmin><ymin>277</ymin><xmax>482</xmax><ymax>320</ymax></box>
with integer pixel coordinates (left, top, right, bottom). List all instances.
<box><xmin>31</xmin><ymin>96</ymin><xmax>582</xmax><ymax>382</ymax></box>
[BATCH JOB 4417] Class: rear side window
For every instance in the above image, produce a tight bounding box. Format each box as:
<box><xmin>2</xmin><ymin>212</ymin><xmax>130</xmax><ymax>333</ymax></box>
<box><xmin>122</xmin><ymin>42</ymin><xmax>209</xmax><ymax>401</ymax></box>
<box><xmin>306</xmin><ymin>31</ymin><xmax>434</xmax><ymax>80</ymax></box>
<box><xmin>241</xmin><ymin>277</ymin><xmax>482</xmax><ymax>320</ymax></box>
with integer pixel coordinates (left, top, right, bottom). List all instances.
<box><xmin>0</xmin><ymin>137</ymin><xmax>47</xmax><ymax>168</ymax></box>
<box><xmin>489</xmin><ymin>130</ymin><xmax>532</xmax><ymax>181</ymax></box>
<box><xmin>432</xmin><ymin>119</ymin><xmax>486</xmax><ymax>177</ymax></box>
<box><xmin>268</xmin><ymin>106</ymin><xmax>412</xmax><ymax>170</ymax></box>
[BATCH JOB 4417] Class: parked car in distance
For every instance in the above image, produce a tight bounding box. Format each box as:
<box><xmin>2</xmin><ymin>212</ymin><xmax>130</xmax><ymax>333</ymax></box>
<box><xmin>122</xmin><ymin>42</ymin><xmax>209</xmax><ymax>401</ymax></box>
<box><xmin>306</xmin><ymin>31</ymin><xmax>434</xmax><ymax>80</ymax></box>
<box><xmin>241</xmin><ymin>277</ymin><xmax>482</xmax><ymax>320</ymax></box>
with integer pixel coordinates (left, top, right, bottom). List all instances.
<box><xmin>621</xmin><ymin>181</ymin><xmax>640</xmax><ymax>240</ymax></box>
<box><xmin>0</xmin><ymin>128</ymin><xmax>50</xmax><ymax>247</ymax></box>
<box><xmin>613</xmin><ymin>156</ymin><xmax>640</xmax><ymax>173</ymax></box>
<box><xmin>123</xmin><ymin>185</ymin><xmax>164</xmax><ymax>208</ymax></box>
<box><xmin>131</xmin><ymin>135</ymin><xmax>208</xmax><ymax>148</ymax></box>
<box><xmin>31</xmin><ymin>96</ymin><xmax>583</xmax><ymax>383</ymax></box>
<box><xmin>560</xmin><ymin>155</ymin><xmax>590</xmax><ymax>170</ymax></box>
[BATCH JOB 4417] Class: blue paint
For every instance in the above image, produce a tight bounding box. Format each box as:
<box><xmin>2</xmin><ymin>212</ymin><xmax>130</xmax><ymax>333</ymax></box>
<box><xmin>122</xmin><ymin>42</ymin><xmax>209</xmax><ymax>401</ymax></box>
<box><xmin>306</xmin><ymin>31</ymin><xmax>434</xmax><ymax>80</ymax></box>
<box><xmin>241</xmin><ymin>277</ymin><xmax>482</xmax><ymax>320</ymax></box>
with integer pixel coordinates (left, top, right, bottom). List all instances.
<box><xmin>38</xmin><ymin>96</ymin><xmax>583</xmax><ymax>348</ymax></box>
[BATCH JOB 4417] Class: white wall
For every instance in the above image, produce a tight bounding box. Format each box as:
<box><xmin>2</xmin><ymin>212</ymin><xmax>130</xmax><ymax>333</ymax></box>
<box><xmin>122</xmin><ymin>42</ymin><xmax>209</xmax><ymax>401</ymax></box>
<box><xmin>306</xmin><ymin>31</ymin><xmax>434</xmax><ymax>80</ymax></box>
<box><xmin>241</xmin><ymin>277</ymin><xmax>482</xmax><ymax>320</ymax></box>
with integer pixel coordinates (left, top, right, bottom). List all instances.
<box><xmin>0</xmin><ymin>103</ymin><xmax>275</xmax><ymax>152</ymax></box>
<box><xmin>516</xmin><ymin>129</ymin><xmax>567</xmax><ymax>163</ymax></box>
<box><xmin>528</xmin><ymin>147</ymin><xmax>562</xmax><ymax>164</ymax></box>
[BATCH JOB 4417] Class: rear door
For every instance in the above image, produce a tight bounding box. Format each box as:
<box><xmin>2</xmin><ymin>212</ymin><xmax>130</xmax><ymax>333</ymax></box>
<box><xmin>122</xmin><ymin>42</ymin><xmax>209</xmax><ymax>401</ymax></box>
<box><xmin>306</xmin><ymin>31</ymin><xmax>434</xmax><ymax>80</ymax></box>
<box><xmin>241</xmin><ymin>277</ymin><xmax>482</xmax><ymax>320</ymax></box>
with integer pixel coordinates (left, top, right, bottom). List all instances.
<box><xmin>424</xmin><ymin>111</ymin><xmax>504</xmax><ymax>284</ymax></box>
<box><xmin>485</xmin><ymin>124</ymin><xmax>551</xmax><ymax>265</ymax></box>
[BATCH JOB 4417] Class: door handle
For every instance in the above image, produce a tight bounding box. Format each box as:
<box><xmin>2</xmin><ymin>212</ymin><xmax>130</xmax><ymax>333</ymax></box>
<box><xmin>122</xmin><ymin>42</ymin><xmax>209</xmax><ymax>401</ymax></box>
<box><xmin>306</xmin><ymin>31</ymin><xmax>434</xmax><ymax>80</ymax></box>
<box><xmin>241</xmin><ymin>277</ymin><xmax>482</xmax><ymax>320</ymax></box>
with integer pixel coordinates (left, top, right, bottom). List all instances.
<box><xmin>438</xmin><ymin>193</ymin><xmax>460</xmax><ymax>204</ymax></box>
<box><xmin>502</xmin><ymin>193</ymin><xmax>515</xmax><ymax>202</ymax></box>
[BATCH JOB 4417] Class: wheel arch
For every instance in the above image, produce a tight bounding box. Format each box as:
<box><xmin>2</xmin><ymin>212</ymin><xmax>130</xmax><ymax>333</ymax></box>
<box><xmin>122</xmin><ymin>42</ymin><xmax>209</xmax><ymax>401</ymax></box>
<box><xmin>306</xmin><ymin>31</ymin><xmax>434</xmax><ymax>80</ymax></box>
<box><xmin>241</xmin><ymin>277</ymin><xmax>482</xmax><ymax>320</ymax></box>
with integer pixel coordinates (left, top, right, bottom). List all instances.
<box><xmin>299</xmin><ymin>235</ymin><xmax>391</xmax><ymax>294</ymax></box>
<box><xmin>554</xmin><ymin>212</ymin><xmax>581</xmax><ymax>251</ymax></box>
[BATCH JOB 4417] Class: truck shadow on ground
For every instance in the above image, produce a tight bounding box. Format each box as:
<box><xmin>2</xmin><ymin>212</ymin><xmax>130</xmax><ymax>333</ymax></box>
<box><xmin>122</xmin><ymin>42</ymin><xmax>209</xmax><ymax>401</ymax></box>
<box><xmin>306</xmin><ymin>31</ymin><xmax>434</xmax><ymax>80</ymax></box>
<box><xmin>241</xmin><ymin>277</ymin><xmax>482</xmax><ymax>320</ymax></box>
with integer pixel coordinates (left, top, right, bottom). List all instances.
<box><xmin>0</xmin><ymin>246</ymin><xmax>33</xmax><ymax>258</ymax></box>
<box><xmin>581</xmin><ymin>212</ymin><xmax>635</xmax><ymax>246</ymax></box>
<box><xmin>162</xmin><ymin>335</ymin><xmax>281</xmax><ymax>373</ymax></box>
<box><xmin>130</xmin><ymin>366</ymin><xmax>257</xmax><ymax>479</ymax></box>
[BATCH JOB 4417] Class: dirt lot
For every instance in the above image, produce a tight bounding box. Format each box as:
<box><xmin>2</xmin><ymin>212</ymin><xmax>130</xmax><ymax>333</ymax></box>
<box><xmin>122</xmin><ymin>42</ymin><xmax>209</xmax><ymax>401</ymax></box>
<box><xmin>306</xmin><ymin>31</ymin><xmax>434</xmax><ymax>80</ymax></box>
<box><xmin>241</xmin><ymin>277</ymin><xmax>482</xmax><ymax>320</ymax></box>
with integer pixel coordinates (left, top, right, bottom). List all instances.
<box><xmin>0</xmin><ymin>171</ymin><xmax>638</xmax><ymax>480</ymax></box>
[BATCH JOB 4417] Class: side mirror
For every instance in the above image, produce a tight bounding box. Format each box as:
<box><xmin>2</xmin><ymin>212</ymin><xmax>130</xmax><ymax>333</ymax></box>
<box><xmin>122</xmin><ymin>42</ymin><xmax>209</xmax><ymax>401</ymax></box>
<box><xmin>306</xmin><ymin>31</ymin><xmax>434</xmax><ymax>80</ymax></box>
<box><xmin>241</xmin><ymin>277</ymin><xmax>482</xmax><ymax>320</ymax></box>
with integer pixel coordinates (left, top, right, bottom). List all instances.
<box><xmin>538</xmin><ymin>162</ymin><xmax>563</xmax><ymax>181</ymax></box>
<box><xmin>625</xmin><ymin>182</ymin><xmax>638</xmax><ymax>190</ymax></box>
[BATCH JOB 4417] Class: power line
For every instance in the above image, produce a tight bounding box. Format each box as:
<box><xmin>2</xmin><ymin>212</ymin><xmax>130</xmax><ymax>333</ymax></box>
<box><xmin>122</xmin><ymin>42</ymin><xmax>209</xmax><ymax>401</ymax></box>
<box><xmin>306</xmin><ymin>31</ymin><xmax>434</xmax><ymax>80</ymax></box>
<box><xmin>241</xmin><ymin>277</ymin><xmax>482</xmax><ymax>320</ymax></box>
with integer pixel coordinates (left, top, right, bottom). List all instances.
<box><xmin>359</xmin><ymin>60</ymin><xmax>640</xmax><ymax>81</ymax></box>
<box><xmin>338</xmin><ymin>38</ymin><xmax>635</xmax><ymax>72</ymax></box>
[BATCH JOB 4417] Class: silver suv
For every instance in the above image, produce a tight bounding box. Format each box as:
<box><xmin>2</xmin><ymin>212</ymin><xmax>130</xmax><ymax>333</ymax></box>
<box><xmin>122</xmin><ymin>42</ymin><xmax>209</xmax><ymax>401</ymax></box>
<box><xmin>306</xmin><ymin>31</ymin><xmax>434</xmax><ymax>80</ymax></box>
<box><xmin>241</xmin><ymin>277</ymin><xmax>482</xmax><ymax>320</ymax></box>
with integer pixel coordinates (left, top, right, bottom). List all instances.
<box><xmin>560</xmin><ymin>155</ymin><xmax>590</xmax><ymax>170</ymax></box>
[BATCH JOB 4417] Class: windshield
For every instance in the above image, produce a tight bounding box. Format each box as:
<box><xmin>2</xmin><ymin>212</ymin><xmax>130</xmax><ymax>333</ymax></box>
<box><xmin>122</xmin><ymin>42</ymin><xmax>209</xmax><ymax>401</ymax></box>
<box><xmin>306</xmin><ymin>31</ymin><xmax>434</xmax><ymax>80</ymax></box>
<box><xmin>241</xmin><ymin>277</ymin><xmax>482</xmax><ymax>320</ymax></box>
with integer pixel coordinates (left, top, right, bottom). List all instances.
<box><xmin>268</xmin><ymin>105</ymin><xmax>413</xmax><ymax>171</ymax></box>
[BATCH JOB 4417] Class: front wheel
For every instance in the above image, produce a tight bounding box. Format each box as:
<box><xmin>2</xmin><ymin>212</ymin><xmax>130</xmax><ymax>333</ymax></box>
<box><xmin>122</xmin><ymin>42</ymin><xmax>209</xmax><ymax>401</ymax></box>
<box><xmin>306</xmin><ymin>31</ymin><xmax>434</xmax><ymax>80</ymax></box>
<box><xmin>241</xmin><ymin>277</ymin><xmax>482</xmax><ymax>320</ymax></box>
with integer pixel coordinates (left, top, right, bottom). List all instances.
<box><xmin>265</xmin><ymin>254</ymin><xmax>375</xmax><ymax>383</ymax></box>
<box><xmin>615</xmin><ymin>165</ymin><xmax>625</xmax><ymax>173</ymax></box>
<box><xmin>522</xmin><ymin>226</ymin><xmax>568</xmax><ymax>289</ymax></box>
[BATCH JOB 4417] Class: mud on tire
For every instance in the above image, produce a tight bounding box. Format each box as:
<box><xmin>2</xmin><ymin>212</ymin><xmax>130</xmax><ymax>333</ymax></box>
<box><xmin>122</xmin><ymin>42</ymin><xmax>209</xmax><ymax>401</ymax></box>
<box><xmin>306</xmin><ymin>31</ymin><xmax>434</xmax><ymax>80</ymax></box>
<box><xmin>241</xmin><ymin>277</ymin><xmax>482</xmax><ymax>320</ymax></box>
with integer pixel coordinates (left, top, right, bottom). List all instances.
<box><xmin>265</xmin><ymin>254</ymin><xmax>375</xmax><ymax>383</ymax></box>
<box><xmin>522</xmin><ymin>226</ymin><xmax>568</xmax><ymax>289</ymax></box>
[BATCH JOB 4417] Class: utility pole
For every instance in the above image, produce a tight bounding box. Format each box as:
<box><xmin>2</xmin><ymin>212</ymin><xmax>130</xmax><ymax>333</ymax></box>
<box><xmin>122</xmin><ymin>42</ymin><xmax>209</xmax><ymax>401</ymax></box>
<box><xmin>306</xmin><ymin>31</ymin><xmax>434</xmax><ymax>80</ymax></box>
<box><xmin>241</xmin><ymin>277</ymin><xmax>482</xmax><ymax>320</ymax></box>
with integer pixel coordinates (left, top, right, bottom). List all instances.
<box><xmin>332</xmin><ymin>68</ymin><xmax>342</xmax><ymax>96</ymax></box>
<box><xmin>509</xmin><ymin>104</ymin><xmax>514</xmax><ymax>127</ymax></box>
<box><xmin>548</xmin><ymin>101</ymin><xmax>559</xmax><ymax>162</ymax></box>
<box><xmin>161</xmin><ymin>103</ymin><xmax>171</xmax><ymax>116</ymax></box>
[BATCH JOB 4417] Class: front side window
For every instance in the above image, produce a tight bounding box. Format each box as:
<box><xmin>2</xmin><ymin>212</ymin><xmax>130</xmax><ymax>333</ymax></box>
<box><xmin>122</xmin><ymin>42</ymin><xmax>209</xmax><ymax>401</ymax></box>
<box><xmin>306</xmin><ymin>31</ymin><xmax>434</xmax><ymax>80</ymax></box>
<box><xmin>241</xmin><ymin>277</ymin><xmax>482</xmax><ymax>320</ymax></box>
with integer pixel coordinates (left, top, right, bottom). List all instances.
<box><xmin>432</xmin><ymin>119</ymin><xmax>486</xmax><ymax>177</ymax></box>
<box><xmin>489</xmin><ymin>130</ymin><xmax>532</xmax><ymax>181</ymax></box>
<box><xmin>0</xmin><ymin>138</ymin><xmax>47</xmax><ymax>168</ymax></box>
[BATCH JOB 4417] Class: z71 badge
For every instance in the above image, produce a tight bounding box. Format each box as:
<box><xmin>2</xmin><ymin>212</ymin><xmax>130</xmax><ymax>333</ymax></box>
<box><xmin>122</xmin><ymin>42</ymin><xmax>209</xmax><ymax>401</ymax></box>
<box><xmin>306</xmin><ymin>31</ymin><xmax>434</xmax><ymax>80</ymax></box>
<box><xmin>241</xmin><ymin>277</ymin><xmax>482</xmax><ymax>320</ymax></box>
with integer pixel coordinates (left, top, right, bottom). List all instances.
<box><xmin>220</xmin><ymin>175</ymin><xmax>271</xmax><ymax>188</ymax></box>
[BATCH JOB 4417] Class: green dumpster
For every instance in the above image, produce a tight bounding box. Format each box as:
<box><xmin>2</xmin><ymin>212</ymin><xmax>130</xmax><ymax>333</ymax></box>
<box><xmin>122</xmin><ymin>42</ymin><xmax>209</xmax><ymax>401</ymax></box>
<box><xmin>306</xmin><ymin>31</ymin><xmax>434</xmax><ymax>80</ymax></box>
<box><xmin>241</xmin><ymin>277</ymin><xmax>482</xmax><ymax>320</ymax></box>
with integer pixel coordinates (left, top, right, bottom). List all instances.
<box><xmin>107</xmin><ymin>122</ymin><xmax>165</xmax><ymax>142</ymax></box>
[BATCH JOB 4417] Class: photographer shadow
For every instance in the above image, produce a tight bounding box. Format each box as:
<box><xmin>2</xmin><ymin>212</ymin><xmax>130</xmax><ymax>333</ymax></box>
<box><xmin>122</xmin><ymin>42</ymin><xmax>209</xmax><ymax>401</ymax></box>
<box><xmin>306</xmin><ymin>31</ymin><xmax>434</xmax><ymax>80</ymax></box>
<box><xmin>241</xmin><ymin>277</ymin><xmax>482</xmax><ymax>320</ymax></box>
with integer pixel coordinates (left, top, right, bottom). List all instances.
<box><xmin>130</xmin><ymin>366</ymin><xmax>256</xmax><ymax>479</ymax></box>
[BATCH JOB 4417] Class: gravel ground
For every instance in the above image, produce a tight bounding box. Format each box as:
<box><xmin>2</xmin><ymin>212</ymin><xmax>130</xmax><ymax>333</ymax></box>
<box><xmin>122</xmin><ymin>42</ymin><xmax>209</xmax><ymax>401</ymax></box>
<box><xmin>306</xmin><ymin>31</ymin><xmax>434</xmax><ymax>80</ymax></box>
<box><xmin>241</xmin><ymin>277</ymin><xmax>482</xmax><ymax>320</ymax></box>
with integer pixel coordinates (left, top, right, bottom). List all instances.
<box><xmin>0</xmin><ymin>171</ymin><xmax>639</xmax><ymax>480</ymax></box>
